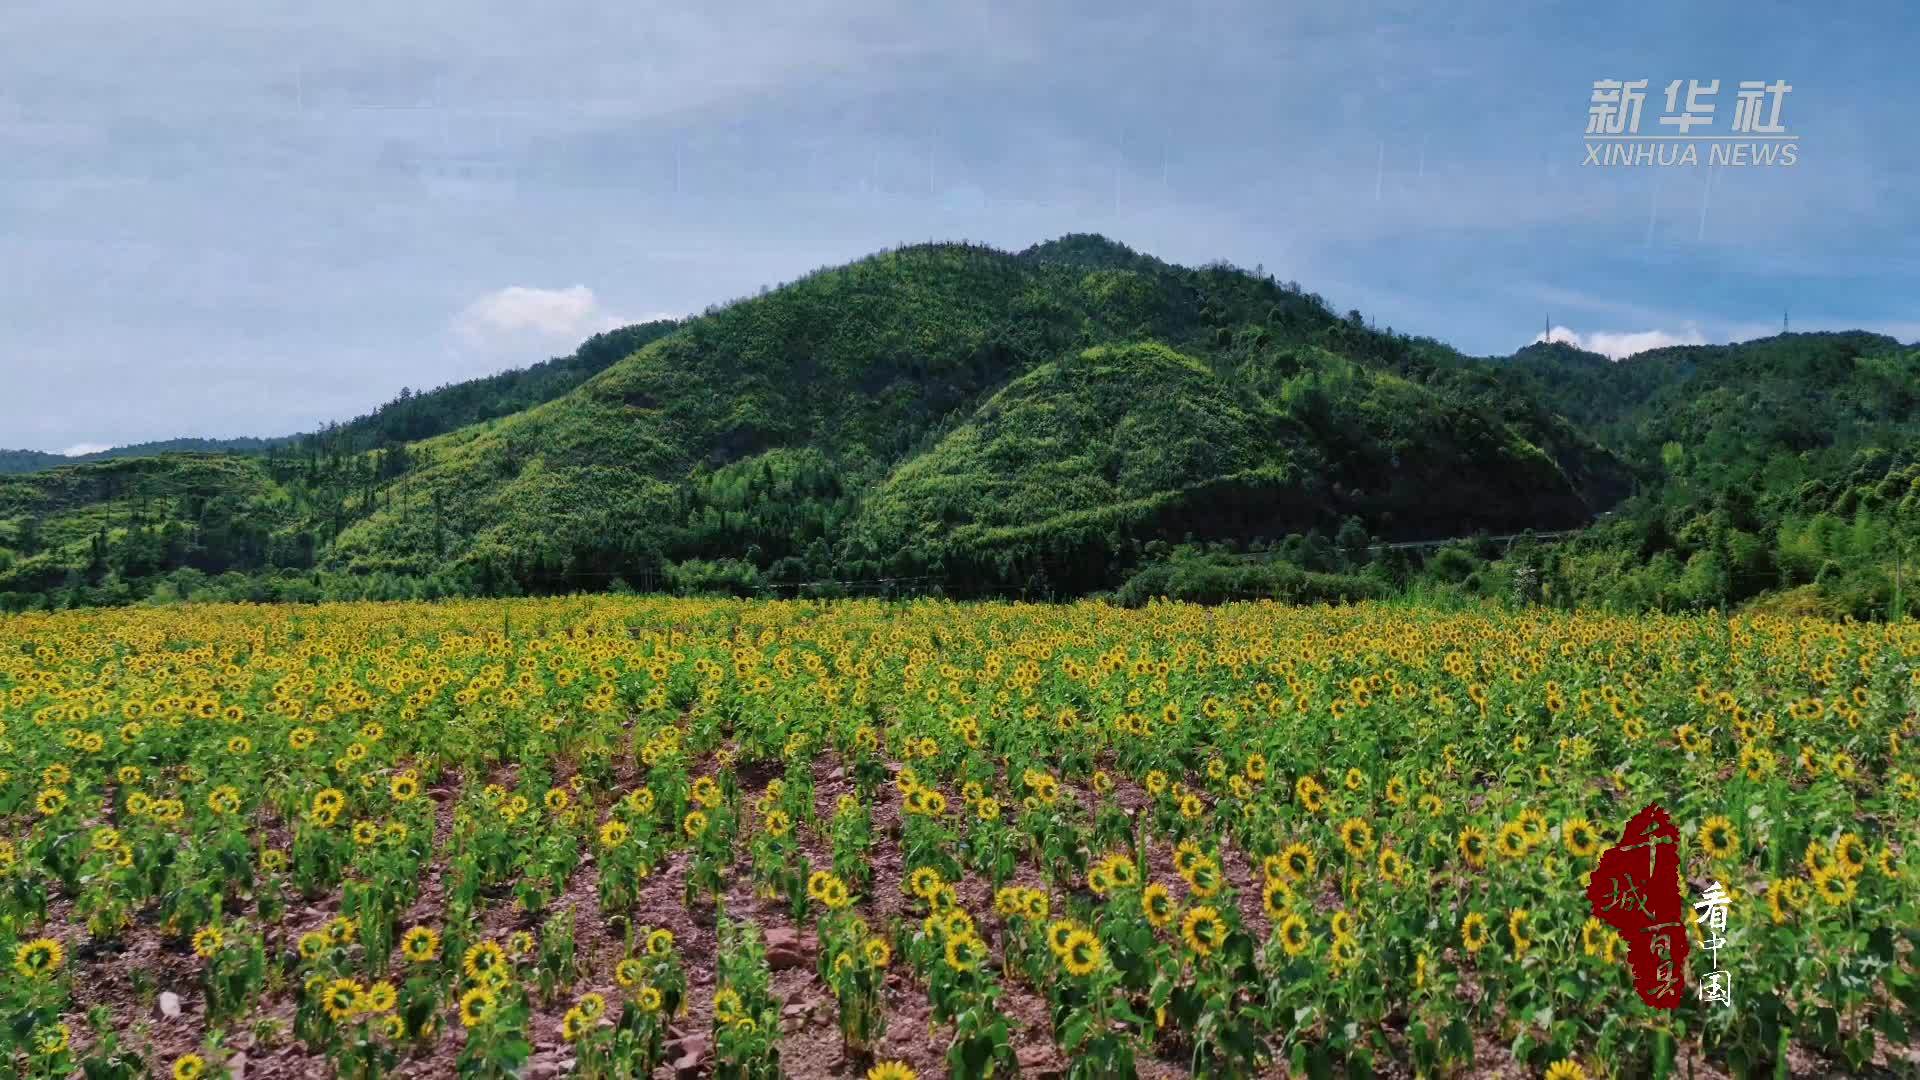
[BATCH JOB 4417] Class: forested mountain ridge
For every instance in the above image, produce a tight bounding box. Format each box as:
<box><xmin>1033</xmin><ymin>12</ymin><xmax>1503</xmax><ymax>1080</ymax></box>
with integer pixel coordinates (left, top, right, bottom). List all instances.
<box><xmin>1503</xmin><ymin>331</ymin><xmax>1920</xmax><ymax>616</ymax></box>
<box><xmin>0</xmin><ymin>438</ymin><xmax>287</xmax><ymax>475</ymax></box>
<box><xmin>317</xmin><ymin>239</ymin><xmax>1613</xmax><ymax>594</ymax></box>
<box><xmin>2</xmin><ymin>234</ymin><xmax>1914</xmax><ymax>616</ymax></box>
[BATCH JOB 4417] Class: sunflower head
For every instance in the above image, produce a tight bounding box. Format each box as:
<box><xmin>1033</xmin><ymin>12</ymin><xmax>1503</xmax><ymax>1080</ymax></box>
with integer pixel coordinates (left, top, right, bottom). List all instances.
<box><xmin>1282</xmin><ymin>842</ymin><xmax>1316</xmax><ymax>881</ymax></box>
<box><xmin>463</xmin><ymin>940</ymin><xmax>506</xmax><ymax>979</ymax></box>
<box><xmin>1461</xmin><ymin>912</ymin><xmax>1488</xmax><ymax>954</ymax></box>
<box><xmin>1060</xmin><ymin>928</ymin><xmax>1104</xmax><ymax>977</ymax></box>
<box><xmin>907</xmin><ymin>866</ymin><xmax>944</xmax><ymax>901</ymax></box>
<box><xmin>322</xmin><ymin>977</ymin><xmax>363</xmax><ymax>1022</ymax></box>
<box><xmin>402</xmin><ymin>926</ymin><xmax>441</xmax><ymax>963</ymax></box>
<box><xmin>1834</xmin><ymin>833</ymin><xmax>1868</xmax><ymax>875</ymax></box>
<box><xmin>1181</xmin><ymin>905</ymin><xmax>1224</xmax><ymax>957</ymax></box>
<box><xmin>1496</xmin><ymin>821</ymin><xmax>1530</xmax><ymax>860</ymax></box>
<box><xmin>943</xmin><ymin>933</ymin><xmax>986</xmax><ymax>973</ymax></box>
<box><xmin>1261</xmin><ymin>878</ymin><xmax>1292</xmax><ymax>920</ymax></box>
<box><xmin>13</xmin><ymin>937</ymin><xmax>64</xmax><ymax>980</ymax></box>
<box><xmin>1813</xmin><ymin>867</ymin><xmax>1857</xmax><ymax>906</ymax></box>
<box><xmin>1330</xmin><ymin>909</ymin><xmax>1356</xmax><ymax>941</ymax></box>
<box><xmin>1329</xmin><ymin>934</ymin><xmax>1361</xmax><ymax>969</ymax></box>
<box><xmin>1506</xmin><ymin>908</ymin><xmax>1533</xmax><ymax>955</ymax></box>
<box><xmin>1338</xmin><ymin>817</ymin><xmax>1375</xmax><ymax>858</ymax></box>
<box><xmin>1046</xmin><ymin>920</ymin><xmax>1078</xmax><ymax>956</ymax></box>
<box><xmin>1278</xmin><ymin>913</ymin><xmax>1311</xmax><ymax>957</ymax></box>
<box><xmin>362</xmin><ymin>980</ymin><xmax>398</xmax><ymax>1013</ymax></box>
<box><xmin>1563</xmin><ymin>817</ymin><xmax>1599</xmax><ymax>858</ymax></box>
<box><xmin>1142</xmin><ymin>883</ymin><xmax>1176</xmax><ymax>928</ymax></box>
<box><xmin>1699</xmin><ymin>816</ymin><xmax>1738</xmax><ymax>861</ymax></box>
<box><xmin>458</xmin><ymin>987</ymin><xmax>498</xmax><ymax>1028</ymax></box>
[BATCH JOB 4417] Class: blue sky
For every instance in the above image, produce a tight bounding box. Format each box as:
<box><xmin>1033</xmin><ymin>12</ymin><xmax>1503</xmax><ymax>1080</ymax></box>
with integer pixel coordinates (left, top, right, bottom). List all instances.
<box><xmin>4</xmin><ymin>1</ymin><xmax>1917</xmax><ymax>453</ymax></box>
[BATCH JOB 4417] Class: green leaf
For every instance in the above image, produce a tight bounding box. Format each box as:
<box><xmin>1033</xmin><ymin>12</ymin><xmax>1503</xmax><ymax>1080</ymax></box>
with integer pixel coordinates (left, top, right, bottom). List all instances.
<box><xmin>1876</xmin><ymin>1008</ymin><xmax>1908</xmax><ymax>1045</ymax></box>
<box><xmin>1651</xmin><ymin>1028</ymin><xmax>1675</xmax><ymax>1080</ymax></box>
<box><xmin>1812</xmin><ymin>1005</ymin><xmax>1840</xmax><ymax>1049</ymax></box>
<box><xmin>1844</xmin><ymin>1028</ymin><xmax>1876</xmax><ymax>1069</ymax></box>
<box><xmin>1511</xmin><ymin>1031</ymin><xmax>1535</xmax><ymax>1066</ymax></box>
<box><xmin>1059</xmin><ymin>1013</ymin><xmax>1092</xmax><ymax>1049</ymax></box>
<box><xmin>1869</xmin><ymin>927</ymin><xmax>1896</xmax><ymax>964</ymax></box>
<box><xmin>1444</xmin><ymin>1017</ymin><xmax>1474</xmax><ymax>1063</ymax></box>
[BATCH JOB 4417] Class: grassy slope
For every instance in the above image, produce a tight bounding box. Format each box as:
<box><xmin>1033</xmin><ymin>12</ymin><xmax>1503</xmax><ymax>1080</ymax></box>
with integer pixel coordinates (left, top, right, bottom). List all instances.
<box><xmin>857</xmin><ymin>341</ymin><xmax>1588</xmax><ymax>562</ymax></box>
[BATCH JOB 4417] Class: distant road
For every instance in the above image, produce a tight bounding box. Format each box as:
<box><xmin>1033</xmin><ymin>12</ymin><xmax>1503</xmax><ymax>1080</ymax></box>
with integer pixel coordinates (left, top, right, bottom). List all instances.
<box><xmin>1372</xmin><ymin>528</ymin><xmax>1581</xmax><ymax>552</ymax></box>
<box><xmin>1219</xmin><ymin>526</ymin><xmax>1588</xmax><ymax>562</ymax></box>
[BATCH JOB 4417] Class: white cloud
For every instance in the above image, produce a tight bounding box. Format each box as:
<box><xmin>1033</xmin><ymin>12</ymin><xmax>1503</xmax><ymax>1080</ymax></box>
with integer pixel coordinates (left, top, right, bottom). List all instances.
<box><xmin>1532</xmin><ymin>324</ymin><xmax>1707</xmax><ymax>360</ymax></box>
<box><xmin>60</xmin><ymin>442</ymin><xmax>112</xmax><ymax>456</ymax></box>
<box><xmin>451</xmin><ymin>285</ymin><xmax>624</xmax><ymax>349</ymax></box>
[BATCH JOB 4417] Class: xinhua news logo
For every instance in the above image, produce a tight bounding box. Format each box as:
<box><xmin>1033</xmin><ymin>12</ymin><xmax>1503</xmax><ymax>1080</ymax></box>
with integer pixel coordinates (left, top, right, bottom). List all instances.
<box><xmin>1585</xmin><ymin>79</ymin><xmax>1798</xmax><ymax>167</ymax></box>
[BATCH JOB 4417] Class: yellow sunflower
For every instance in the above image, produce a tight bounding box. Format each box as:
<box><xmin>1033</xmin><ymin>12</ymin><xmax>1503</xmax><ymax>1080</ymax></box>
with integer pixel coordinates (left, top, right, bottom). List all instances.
<box><xmin>1457</xmin><ymin>826</ymin><xmax>1488</xmax><ymax>868</ymax></box>
<box><xmin>1507</xmin><ymin>908</ymin><xmax>1532</xmax><ymax>957</ymax></box>
<box><xmin>1277</xmin><ymin>913</ymin><xmax>1312</xmax><ymax>958</ymax></box>
<box><xmin>1698</xmin><ymin>816</ymin><xmax>1738</xmax><ymax>861</ymax></box>
<box><xmin>1460</xmin><ymin>912</ymin><xmax>1488</xmax><ymax>954</ymax></box>
<box><xmin>1142</xmin><ymin>883</ymin><xmax>1177</xmax><ymax>928</ymax></box>
<box><xmin>1338</xmin><ymin>817</ymin><xmax>1375</xmax><ymax>858</ymax></box>
<box><xmin>1562</xmin><ymin>817</ymin><xmax>1599</xmax><ymax>858</ymax></box>
<box><xmin>458</xmin><ymin>987</ymin><xmax>498</xmax><ymax>1028</ymax></box>
<box><xmin>1060</xmin><ymin>928</ymin><xmax>1104</xmax><ymax>977</ymax></box>
<box><xmin>13</xmin><ymin>937</ymin><xmax>64</xmax><ymax>979</ymax></box>
<box><xmin>402</xmin><ymin>926</ymin><xmax>440</xmax><ymax>963</ymax></box>
<box><xmin>1181</xmin><ymin>905</ymin><xmax>1224</xmax><ymax>957</ymax></box>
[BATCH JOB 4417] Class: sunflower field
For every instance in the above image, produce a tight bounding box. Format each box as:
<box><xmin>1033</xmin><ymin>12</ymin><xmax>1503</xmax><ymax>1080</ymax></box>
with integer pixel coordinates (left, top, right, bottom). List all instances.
<box><xmin>0</xmin><ymin>597</ymin><xmax>1916</xmax><ymax>1079</ymax></box>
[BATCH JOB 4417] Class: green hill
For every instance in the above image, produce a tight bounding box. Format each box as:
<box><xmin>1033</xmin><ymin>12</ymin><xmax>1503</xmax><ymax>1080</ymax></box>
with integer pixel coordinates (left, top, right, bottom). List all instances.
<box><xmin>311</xmin><ymin>240</ymin><xmax>1614</xmax><ymax>597</ymax></box>
<box><xmin>0</xmin><ymin>438</ymin><xmax>286</xmax><ymax>475</ymax></box>
<box><xmin>0</xmin><ymin>454</ymin><xmax>296</xmax><ymax>604</ymax></box>
<box><xmin>853</xmin><ymin>340</ymin><xmax>1591</xmax><ymax>594</ymax></box>
<box><xmin>11</xmin><ymin>234</ymin><xmax>1918</xmax><ymax>615</ymax></box>
<box><xmin>0</xmin><ymin>450</ymin><xmax>68</xmax><ymax>474</ymax></box>
<box><xmin>1501</xmin><ymin>331</ymin><xmax>1920</xmax><ymax>616</ymax></box>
